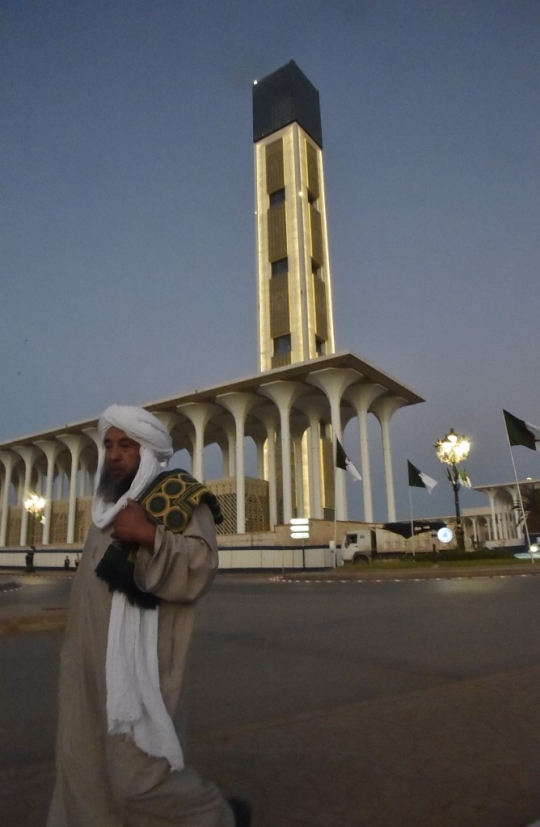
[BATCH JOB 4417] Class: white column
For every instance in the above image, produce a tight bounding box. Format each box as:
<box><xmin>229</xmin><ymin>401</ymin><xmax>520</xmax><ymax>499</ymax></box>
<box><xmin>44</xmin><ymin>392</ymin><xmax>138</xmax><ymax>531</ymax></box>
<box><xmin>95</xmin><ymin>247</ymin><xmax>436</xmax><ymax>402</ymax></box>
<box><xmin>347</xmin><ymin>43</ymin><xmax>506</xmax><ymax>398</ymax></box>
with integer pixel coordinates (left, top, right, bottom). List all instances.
<box><xmin>15</xmin><ymin>470</ymin><xmax>24</xmax><ymax>505</ymax></box>
<box><xmin>295</xmin><ymin>398</ymin><xmax>328</xmax><ymax>520</ymax></box>
<box><xmin>371</xmin><ymin>396</ymin><xmax>406</xmax><ymax>523</ymax></box>
<box><xmin>57</xmin><ymin>435</ymin><xmax>89</xmax><ymax>544</ymax></box>
<box><xmin>510</xmin><ymin>507</ymin><xmax>518</xmax><ymax>539</ymax></box>
<box><xmin>216</xmin><ymin>393</ymin><xmax>257</xmax><ymax>534</ymax></box>
<box><xmin>82</xmin><ymin>427</ymin><xmax>104</xmax><ymax>479</ymax></box>
<box><xmin>513</xmin><ymin>495</ymin><xmax>523</xmax><ymax>538</ymax></box>
<box><xmin>255</xmin><ymin>437</ymin><xmax>265</xmax><ymax>479</ymax></box>
<box><xmin>488</xmin><ymin>493</ymin><xmax>499</xmax><ymax>541</ymax></box>
<box><xmin>346</xmin><ymin>384</ymin><xmax>386</xmax><ymax>522</ymax></box>
<box><xmin>214</xmin><ymin>416</ymin><xmax>236</xmax><ymax>477</ymax></box>
<box><xmin>308</xmin><ymin>419</ymin><xmax>323</xmax><ymax>519</ymax></box>
<box><xmin>78</xmin><ymin>456</ymin><xmax>92</xmax><ymax>496</ymax></box>
<box><xmin>471</xmin><ymin>517</ymin><xmax>478</xmax><ymax>544</ymax></box>
<box><xmin>306</xmin><ymin>369</ymin><xmax>359</xmax><ymax>521</ymax></box>
<box><xmin>215</xmin><ymin>435</ymin><xmax>230</xmax><ymax>478</ymax></box>
<box><xmin>249</xmin><ymin>423</ymin><xmax>267</xmax><ymax>480</ymax></box>
<box><xmin>259</xmin><ymin>382</ymin><xmax>304</xmax><ymax>526</ymax></box>
<box><xmin>502</xmin><ymin>511</ymin><xmax>510</xmax><ymax>540</ymax></box>
<box><xmin>13</xmin><ymin>445</ymin><xmax>41</xmax><ymax>546</ymax></box>
<box><xmin>35</xmin><ymin>440</ymin><xmax>64</xmax><ymax>546</ymax></box>
<box><xmin>55</xmin><ymin>455</ymin><xmax>70</xmax><ymax>501</ymax></box>
<box><xmin>177</xmin><ymin>403</ymin><xmax>219</xmax><ymax>482</ymax></box>
<box><xmin>0</xmin><ymin>451</ymin><xmax>19</xmax><ymax>547</ymax></box>
<box><xmin>221</xmin><ymin>420</ymin><xmax>236</xmax><ymax>477</ymax></box>
<box><xmin>256</xmin><ymin>408</ymin><xmax>279</xmax><ymax>530</ymax></box>
<box><xmin>292</xmin><ymin>431</ymin><xmax>306</xmax><ymax>517</ymax></box>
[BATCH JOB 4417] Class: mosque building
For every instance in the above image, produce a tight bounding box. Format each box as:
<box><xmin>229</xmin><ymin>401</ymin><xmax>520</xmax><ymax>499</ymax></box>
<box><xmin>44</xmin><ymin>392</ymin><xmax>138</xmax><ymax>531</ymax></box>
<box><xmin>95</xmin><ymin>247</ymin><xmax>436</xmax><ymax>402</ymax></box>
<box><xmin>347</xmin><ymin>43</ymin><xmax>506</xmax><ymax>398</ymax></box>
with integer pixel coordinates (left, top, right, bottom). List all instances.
<box><xmin>2</xmin><ymin>61</ymin><xmax>515</xmax><ymax>563</ymax></box>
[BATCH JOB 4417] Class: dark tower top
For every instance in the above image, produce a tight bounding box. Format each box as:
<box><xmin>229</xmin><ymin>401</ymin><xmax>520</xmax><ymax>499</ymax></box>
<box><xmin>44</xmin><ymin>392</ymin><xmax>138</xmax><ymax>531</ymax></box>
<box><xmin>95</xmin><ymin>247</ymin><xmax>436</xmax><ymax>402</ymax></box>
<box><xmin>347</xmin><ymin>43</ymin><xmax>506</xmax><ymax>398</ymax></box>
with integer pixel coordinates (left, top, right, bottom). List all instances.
<box><xmin>252</xmin><ymin>61</ymin><xmax>323</xmax><ymax>149</ymax></box>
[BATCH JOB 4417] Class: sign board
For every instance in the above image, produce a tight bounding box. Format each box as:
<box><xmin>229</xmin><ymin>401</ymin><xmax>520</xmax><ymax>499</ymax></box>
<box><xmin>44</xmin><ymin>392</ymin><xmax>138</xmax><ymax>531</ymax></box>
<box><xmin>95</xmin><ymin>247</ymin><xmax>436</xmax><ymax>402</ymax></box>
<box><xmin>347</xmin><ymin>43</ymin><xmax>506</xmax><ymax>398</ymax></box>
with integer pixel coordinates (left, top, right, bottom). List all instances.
<box><xmin>290</xmin><ymin>517</ymin><xmax>309</xmax><ymax>540</ymax></box>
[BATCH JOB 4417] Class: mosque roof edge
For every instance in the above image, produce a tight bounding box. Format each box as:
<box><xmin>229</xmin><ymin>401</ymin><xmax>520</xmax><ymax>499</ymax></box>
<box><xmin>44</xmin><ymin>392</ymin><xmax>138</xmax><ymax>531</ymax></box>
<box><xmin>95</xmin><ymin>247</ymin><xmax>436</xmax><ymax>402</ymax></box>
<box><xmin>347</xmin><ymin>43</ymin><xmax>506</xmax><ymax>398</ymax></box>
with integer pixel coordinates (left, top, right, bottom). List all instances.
<box><xmin>0</xmin><ymin>352</ymin><xmax>424</xmax><ymax>449</ymax></box>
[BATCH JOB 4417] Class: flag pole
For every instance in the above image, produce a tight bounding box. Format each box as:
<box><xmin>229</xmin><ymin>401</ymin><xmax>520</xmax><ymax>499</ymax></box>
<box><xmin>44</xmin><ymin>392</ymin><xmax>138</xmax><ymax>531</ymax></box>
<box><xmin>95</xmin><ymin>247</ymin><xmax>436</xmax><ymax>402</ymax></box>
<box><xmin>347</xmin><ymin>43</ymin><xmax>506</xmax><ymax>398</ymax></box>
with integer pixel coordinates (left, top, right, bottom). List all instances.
<box><xmin>504</xmin><ymin>417</ymin><xmax>533</xmax><ymax>560</ymax></box>
<box><xmin>333</xmin><ymin>435</ymin><xmax>338</xmax><ymax>567</ymax></box>
<box><xmin>409</xmin><ymin>487</ymin><xmax>415</xmax><ymax>557</ymax></box>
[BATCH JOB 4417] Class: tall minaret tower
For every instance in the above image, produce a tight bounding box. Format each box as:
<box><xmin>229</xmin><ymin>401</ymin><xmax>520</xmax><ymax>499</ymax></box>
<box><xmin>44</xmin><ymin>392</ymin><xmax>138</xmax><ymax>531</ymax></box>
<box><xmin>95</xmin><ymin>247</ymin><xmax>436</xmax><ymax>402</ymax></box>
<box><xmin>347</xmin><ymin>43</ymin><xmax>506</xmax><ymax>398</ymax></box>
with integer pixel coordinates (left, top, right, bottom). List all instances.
<box><xmin>253</xmin><ymin>61</ymin><xmax>336</xmax><ymax>372</ymax></box>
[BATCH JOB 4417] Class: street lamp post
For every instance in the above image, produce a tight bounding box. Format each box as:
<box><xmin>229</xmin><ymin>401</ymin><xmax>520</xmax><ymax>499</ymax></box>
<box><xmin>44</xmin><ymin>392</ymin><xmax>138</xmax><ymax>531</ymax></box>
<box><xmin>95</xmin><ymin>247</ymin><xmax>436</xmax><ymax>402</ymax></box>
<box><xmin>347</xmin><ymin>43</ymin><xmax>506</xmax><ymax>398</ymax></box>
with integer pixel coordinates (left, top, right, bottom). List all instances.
<box><xmin>435</xmin><ymin>429</ymin><xmax>471</xmax><ymax>552</ymax></box>
<box><xmin>23</xmin><ymin>493</ymin><xmax>46</xmax><ymax>546</ymax></box>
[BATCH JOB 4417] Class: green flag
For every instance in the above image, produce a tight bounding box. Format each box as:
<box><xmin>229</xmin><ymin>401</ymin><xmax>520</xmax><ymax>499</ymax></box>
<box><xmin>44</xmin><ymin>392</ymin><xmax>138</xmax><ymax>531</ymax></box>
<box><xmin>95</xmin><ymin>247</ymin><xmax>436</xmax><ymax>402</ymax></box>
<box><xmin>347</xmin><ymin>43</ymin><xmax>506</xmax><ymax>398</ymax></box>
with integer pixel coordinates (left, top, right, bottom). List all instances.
<box><xmin>503</xmin><ymin>410</ymin><xmax>540</xmax><ymax>451</ymax></box>
<box><xmin>336</xmin><ymin>439</ymin><xmax>362</xmax><ymax>481</ymax></box>
<box><xmin>407</xmin><ymin>460</ymin><xmax>438</xmax><ymax>494</ymax></box>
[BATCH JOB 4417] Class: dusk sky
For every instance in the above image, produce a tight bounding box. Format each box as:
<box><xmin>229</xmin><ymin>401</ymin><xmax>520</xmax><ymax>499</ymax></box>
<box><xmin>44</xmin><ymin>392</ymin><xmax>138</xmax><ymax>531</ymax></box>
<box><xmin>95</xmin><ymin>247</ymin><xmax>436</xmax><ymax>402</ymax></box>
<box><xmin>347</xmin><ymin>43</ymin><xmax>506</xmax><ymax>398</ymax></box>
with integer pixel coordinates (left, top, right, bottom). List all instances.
<box><xmin>2</xmin><ymin>0</ymin><xmax>539</xmax><ymax>521</ymax></box>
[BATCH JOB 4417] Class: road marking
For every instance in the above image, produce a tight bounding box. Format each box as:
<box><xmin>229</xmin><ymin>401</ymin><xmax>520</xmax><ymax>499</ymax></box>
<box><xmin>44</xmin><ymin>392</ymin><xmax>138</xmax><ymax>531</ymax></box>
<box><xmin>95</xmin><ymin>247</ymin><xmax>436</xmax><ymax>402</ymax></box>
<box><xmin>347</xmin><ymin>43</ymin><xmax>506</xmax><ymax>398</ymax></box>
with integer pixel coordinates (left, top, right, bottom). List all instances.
<box><xmin>272</xmin><ymin>572</ymin><xmax>539</xmax><ymax>584</ymax></box>
<box><xmin>0</xmin><ymin>584</ymin><xmax>24</xmax><ymax>594</ymax></box>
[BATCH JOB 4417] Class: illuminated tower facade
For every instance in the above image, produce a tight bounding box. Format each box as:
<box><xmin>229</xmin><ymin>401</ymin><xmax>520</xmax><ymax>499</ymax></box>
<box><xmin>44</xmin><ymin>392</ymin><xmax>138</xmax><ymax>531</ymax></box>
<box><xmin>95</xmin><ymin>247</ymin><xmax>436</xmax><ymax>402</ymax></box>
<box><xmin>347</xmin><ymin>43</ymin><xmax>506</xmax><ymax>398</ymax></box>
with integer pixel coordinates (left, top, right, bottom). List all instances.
<box><xmin>253</xmin><ymin>61</ymin><xmax>336</xmax><ymax>371</ymax></box>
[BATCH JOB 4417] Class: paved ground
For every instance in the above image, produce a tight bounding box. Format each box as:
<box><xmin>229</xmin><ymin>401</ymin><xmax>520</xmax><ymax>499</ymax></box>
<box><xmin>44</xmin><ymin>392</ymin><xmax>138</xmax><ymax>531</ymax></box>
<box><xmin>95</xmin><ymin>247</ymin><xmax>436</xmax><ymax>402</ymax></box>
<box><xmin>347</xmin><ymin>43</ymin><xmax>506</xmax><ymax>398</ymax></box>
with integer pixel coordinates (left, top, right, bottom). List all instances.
<box><xmin>2</xmin><ymin>565</ymin><xmax>540</xmax><ymax>827</ymax></box>
<box><xmin>191</xmin><ymin>665</ymin><xmax>540</xmax><ymax>827</ymax></box>
<box><xmin>5</xmin><ymin>665</ymin><xmax>540</xmax><ymax>827</ymax></box>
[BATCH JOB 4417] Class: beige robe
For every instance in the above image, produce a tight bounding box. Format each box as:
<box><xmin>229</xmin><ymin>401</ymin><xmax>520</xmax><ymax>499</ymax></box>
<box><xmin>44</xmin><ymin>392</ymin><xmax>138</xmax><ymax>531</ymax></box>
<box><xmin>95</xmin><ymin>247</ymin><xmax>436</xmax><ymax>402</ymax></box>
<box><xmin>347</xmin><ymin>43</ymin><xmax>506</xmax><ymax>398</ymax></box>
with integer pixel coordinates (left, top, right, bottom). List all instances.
<box><xmin>47</xmin><ymin>503</ymin><xmax>234</xmax><ymax>827</ymax></box>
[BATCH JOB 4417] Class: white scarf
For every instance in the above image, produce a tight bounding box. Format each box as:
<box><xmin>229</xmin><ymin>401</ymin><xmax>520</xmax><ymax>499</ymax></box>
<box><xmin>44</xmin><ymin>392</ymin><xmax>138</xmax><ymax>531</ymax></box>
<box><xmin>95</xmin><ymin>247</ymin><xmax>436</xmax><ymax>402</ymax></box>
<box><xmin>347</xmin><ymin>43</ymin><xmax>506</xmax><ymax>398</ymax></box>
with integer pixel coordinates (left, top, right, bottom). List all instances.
<box><xmin>106</xmin><ymin>593</ymin><xmax>184</xmax><ymax>770</ymax></box>
<box><xmin>94</xmin><ymin>405</ymin><xmax>183</xmax><ymax>771</ymax></box>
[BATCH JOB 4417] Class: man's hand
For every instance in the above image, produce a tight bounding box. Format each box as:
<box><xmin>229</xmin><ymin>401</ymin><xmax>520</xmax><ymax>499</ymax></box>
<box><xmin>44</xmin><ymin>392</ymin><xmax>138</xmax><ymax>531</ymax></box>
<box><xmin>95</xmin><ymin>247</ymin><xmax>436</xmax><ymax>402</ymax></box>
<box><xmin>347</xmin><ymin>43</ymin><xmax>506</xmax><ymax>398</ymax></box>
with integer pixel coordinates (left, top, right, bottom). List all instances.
<box><xmin>111</xmin><ymin>500</ymin><xmax>156</xmax><ymax>550</ymax></box>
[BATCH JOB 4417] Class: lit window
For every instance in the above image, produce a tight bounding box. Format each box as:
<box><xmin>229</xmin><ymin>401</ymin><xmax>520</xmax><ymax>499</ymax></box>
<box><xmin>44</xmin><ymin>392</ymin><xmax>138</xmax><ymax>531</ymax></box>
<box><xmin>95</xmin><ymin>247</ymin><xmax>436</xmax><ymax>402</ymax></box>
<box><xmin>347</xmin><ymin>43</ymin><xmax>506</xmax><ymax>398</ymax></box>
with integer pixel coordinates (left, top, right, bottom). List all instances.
<box><xmin>274</xmin><ymin>334</ymin><xmax>291</xmax><ymax>355</ymax></box>
<box><xmin>271</xmin><ymin>257</ymin><xmax>288</xmax><ymax>277</ymax></box>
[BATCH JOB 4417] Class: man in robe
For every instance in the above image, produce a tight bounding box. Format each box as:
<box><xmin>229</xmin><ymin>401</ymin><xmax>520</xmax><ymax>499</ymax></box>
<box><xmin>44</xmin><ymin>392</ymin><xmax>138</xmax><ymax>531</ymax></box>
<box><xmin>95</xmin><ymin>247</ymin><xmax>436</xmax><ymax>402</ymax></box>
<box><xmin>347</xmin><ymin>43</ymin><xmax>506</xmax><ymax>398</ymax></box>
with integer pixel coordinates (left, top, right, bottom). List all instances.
<box><xmin>47</xmin><ymin>405</ymin><xmax>250</xmax><ymax>827</ymax></box>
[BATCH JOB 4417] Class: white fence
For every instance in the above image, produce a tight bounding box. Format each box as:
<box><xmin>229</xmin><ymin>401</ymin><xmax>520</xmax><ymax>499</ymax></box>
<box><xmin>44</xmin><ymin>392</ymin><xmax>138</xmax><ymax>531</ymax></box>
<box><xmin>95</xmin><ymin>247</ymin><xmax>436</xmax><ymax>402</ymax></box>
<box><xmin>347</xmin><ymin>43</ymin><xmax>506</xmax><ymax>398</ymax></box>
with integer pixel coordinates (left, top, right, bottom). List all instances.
<box><xmin>218</xmin><ymin>547</ymin><xmax>334</xmax><ymax>570</ymax></box>
<box><xmin>0</xmin><ymin>546</ymin><xmax>335</xmax><ymax>572</ymax></box>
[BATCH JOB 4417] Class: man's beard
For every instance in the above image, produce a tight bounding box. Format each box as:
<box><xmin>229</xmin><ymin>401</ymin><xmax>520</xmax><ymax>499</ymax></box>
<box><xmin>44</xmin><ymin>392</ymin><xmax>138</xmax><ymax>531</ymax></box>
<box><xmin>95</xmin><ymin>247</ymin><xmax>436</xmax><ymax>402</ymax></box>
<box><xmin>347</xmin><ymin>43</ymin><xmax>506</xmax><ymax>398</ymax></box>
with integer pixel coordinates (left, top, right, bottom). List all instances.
<box><xmin>97</xmin><ymin>467</ymin><xmax>138</xmax><ymax>503</ymax></box>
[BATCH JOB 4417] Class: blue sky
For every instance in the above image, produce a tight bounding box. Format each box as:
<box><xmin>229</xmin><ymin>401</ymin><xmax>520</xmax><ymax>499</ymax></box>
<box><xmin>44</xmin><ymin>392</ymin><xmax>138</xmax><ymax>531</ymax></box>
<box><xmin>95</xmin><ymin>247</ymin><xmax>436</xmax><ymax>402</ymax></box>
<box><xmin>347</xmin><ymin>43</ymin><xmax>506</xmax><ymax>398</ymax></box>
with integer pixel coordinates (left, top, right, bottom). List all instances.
<box><xmin>2</xmin><ymin>0</ymin><xmax>539</xmax><ymax>520</ymax></box>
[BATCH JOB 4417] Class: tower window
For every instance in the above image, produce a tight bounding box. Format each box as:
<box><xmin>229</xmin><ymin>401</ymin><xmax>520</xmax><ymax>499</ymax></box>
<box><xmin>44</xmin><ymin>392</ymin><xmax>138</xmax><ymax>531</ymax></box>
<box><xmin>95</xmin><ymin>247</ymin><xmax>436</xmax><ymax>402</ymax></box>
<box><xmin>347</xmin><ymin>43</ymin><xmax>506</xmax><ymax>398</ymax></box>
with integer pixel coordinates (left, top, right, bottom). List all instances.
<box><xmin>311</xmin><ymin>259</ymin><xmax>322</xmax><ymax>278</ymax></box>
<box><xmin>273</xmin><ymin>334</ymin><xmax>291</xmax><ymax>355</ymax></box>
<box><xmin>307</xmin><ymin>190</ymin><xmax>317</xmax><ymax>205</ymax></box>
<box><xmin>271</xmin><ymin>257</ymin><xmax>288</xmax><ymax>277</ymax></box>
<box><xmin>269</xmin><ymin>188</ymin><xmax>285</xmax><ymax>207</ymax></box>
<box><xmin>315</xmin><ymin>336</ymin><xmax>326</xmax><ymax>355</ymax></box>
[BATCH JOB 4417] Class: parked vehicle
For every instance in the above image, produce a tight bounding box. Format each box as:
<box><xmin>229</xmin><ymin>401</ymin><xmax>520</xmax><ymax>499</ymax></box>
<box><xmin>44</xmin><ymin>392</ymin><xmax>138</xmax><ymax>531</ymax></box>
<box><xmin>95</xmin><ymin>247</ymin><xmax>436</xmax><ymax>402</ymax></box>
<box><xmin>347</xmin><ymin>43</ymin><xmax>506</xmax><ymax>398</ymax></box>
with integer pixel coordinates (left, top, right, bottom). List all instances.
<box><xmin>340</xmin><ymin>530</ymin><xmax>375</xmax><ymax>563</ymax></box>
<box><xmin>340</xmin><ymin>520</ymin><xmax>448</xmax><ymax>563</ymax></box>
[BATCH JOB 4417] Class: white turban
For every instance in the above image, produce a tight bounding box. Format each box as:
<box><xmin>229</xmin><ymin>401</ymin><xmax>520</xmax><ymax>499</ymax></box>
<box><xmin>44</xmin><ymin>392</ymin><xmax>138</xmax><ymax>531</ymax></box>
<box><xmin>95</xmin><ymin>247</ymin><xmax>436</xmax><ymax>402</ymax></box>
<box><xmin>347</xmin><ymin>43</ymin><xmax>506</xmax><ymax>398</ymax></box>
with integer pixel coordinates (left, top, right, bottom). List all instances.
<box><xmin>92</xmin><ymin>404</ymin><xmax>173</xmax><ymax>529</ymax></box>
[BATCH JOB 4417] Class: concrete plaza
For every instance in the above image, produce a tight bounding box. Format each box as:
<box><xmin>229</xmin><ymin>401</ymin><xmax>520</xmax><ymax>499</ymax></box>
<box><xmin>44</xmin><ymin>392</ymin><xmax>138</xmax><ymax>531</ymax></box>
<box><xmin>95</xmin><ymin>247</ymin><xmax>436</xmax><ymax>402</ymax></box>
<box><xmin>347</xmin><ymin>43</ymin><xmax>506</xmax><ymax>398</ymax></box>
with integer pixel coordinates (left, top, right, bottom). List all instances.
<box><xmin>2</xmin><ymin>567</ymin><xmax>540</xmax><ymax>827</ymax></box>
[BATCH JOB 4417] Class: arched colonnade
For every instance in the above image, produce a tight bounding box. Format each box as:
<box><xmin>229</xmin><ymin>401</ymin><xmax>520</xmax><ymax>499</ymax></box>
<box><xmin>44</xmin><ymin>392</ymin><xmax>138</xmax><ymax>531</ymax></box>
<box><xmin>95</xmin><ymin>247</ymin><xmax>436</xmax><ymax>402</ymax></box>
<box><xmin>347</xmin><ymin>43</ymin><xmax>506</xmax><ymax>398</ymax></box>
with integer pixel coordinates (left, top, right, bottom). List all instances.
<box><xmin>0</xmin><ymin>354</ymin><xmax>424</xmax><ymax>547</ymax></box>
<box><xmin>463</xmin><ymin>481</ymin><xmax>540</xmax><ymax>546</ymax></box>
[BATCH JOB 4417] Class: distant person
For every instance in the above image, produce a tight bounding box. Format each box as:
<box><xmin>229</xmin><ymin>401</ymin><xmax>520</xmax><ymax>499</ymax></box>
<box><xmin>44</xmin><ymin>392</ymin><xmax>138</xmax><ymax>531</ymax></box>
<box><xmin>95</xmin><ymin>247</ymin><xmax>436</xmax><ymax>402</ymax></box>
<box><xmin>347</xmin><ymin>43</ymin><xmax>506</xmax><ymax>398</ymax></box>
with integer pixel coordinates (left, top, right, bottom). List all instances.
<box><xmin>25</xmin><ymin>545</ymin><xmax>36</xmax><ymax>572</ymax></box>
<box><xmin>63</xmin><ymin>555</ymin><xmax>70</xmax><ymax>570</ymax></box>
<box><xmin>46</xmin><ymin>405</ymin><xmax>251</xmax><ymax>827</ymax></box>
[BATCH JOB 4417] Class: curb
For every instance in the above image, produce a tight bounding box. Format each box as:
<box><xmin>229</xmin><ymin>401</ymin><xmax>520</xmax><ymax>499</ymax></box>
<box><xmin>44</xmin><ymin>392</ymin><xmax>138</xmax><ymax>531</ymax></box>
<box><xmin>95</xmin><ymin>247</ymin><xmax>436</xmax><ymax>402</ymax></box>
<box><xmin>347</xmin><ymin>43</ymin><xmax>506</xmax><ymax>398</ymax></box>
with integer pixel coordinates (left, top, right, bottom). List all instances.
<box><xmin>269</xmin><ymin>563</ymin><xmax>540</xmax><ymax>582</ymax></box>
<box><xmin>0</xmin><ymin>611</ymin><xmax>68</xmax><ymax>637</ymax></box>
<box><xmin>1</xmin><ymin>565</ymin><xmax>538</xmax><ymax>635</ymax></box>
